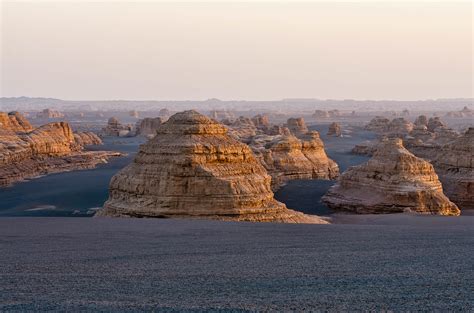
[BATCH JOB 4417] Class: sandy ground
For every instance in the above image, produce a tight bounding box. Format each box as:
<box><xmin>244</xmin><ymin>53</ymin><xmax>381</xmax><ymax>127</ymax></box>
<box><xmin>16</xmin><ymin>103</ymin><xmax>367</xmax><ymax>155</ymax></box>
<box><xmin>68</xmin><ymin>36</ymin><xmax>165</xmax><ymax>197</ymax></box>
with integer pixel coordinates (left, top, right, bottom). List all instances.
<box><xmin>1</xmin><ymin>216</ymin><xmax>473</xmax><ymax>311</ymax></box>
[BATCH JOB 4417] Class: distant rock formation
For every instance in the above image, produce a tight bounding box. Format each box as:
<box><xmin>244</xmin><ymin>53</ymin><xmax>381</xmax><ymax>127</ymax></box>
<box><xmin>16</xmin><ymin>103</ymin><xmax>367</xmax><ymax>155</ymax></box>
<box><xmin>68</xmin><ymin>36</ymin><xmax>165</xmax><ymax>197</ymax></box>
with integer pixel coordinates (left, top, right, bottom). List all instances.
<box><xmin>0</xmin><ymin>113</ymin><xmax>119</xmax><ymax>187</ymax></box>
<box><xmin>36</xmin><ymin>108</ymin><xmax>64</xmax><ymax>119</ymax></box>
<box><xmin>286</xmin><ymin>117</ymin><xmax>309</xmax><ymax>136</ymax></box>
<box><xmin>129</xmin><ymin>110</ymin><xmax>139</xmax><ymax>118</ymax></box>
<box><xmin>135</xmin><ymin>117</ymin><xmax>163</xmax><ymax>138</ymax></box>
<box><xmin>251</xmin><ymin>114</ymin><xmax>270</xmax><ymax>131</ymax></box>
<box><xmin>445</xmin><ymin>106</ymin><xmax>473</xmax><ymax>118</ymax></box>
<box><xmin>101</xmin><ymin>117</ymin><xmax>134</xmax><ymax>137</ymax></box>
<box><xmin>414</xmin><ymin>115</ymin><xmax>428</xmax><ymax>127</ymax></box>
<box><xmin>327</xmin><ymin>122</ymin><xmax>342</xmax><ymax>137</ymax></box>
<box><xmin>158</xmin><ymin>108</ymin><xmax>170</xmax><ymax>120</ymax></box>
<box><xmin>365</xmin><ymin>116</ymin><xmax>413</xmax><ymax>136</ymax></box>
<box><xmin>323</xmin><ymin>138</ymin><xmax>460</xmax><ymax>216</ymax></box>
<box><xmin>98</xmin><ymin>110</ymin><xmax>326</xmax><ymax>223</ymax></box>
<box><xmin>431</xmin><ymin>128</ymin><xmax>473</xmax><ymax>210</ymax></box>
<box><xmin>0</xmin><ymin>111</ymin><xmax>33</xmax><ymax>133</ymax></box>
<box><xmin>251</xmin><ymin>132</ymin><xmax>339</xmax><ymax>190</ymax></box>
<box><xmin>427</xmin><ymin>117</ymin><xmax>446</xmax><ymax>132</ymax></box>
<box><xmin>209</xmin><ymin>110</ymin><xmax>235</xmax><ymax>121</ymax></box>
<box><xmin>365</xmin><ymin>116</ymin><xmax>390</xmax><ymax>133</ymax></box>
<box><xmin>312</xmin><ymin>109</ymin><xmax>340</xmax><ymax>119</ymax></box>
<box><xmin>224</xmin><ymin>116</ymin><xmax>257</xmax><ymax>143</ymax></box>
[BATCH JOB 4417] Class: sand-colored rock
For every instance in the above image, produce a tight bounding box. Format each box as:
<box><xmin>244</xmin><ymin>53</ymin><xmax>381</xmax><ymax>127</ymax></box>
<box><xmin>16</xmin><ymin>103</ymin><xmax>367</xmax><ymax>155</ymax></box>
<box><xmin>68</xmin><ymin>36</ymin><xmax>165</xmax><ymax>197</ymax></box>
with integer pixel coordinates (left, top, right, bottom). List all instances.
<box><xmin>427</xmin><ymin>117</ymin><xmax>446</xmax><ymax>132</ymax></box>
<box><xmin>0</xmin><ymin>113</ymin><xmax>119</xmax><ymax>187</ymax></box>
<box><xmin>136</xmin><ymin>117</ymin><xmax>163</xmax><ymax>138</ymax></box>
<box><xmin>327</xmin><ymin>122</ymin><xmax>342</xmax><ymax>137</ymax></box>
<box><xmin>414</xmin><ymin>115</ymin><xmax>428</xmax><ymax>127</ymax></box>
<box><xmin>251</xmin><ymin>114</ymin><xmax>270</xmax><ymax>131</ymax></box>
<box><xmin>431</xmin><ymin>128</ymin><xmax>473</xmax><ymax>210</ymax></box>
<box><xmin>209</xmin><ymin>110</ymin><xmax>235</xmax><ymax>121</ymax></box>
<box><xmin>252</xmin><ymin>131</ymin><xmax>339</xmax><ymax>190</ymax></box>
<box><xmin>286</xmin><ymin>117</ymin><xmax>309</xmax><ymax>136</ymax></box>
<box><xmin>323</xmin><ymin>138</ymin><xmax>460</xmax><ymax>216</ymax></box>
<box><xmin>0</xmin><ymin>111</ymin><xmax>33</xmax><ymax>133</ymax></box>
<box><xmin>101</xmin><ymin>117</ymin><xmax>133</xmax><ymax>137</ymax></box>
<box><xmin>225</xmin><ymin>116</ymin><xmax>257</xmax><ymax>143</ymax></box>
<box><xmin>365</xmin><ymin>116</ymin><xmax>390</xmax><ymax>133</ymax></box>
<box><xmin>98</xmin><ymin>110</ymin><xmax>326</xmax><ymax>223</ymax></box>
<box><xmin>36</xmin><ymin>108</ymin><xmax>64</xmax><ymax>119</ymax></box>
<box><xmin>74</xmin><ymin>132</ymin><xmax>103</xmax><ymax>146</ymax></box>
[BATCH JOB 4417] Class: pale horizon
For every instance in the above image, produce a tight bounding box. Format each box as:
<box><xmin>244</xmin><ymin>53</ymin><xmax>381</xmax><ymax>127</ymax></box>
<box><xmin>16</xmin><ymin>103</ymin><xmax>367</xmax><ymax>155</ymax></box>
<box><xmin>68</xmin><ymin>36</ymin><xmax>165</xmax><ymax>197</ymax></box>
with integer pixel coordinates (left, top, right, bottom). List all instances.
<box><xmin>1</xmin><ymin>1</ymin><xmax>473</xmax><ymax>101</ymax></box>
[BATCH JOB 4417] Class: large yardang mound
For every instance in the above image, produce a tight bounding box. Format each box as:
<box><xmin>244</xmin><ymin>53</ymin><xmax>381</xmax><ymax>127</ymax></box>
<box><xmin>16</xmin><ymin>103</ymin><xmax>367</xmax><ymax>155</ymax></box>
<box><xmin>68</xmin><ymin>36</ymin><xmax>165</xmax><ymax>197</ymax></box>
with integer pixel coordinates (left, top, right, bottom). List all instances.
<box><xmin>0</xmin><ymin>112</ymin><xmax>33</xmax><ymax>133</ymax></box>
<box><xmin>286</xmin><ymin>117</ymin><xmax>308</xmax><ymax>136</ymax></box>
<box><xmin>323</xmin><ymin>138</ymin><xmax>459</xmax><ymax>216</ymax></box>
<box><xmin>98</xmin><ymin>110</ymin><xmax>325</xmax><ymax>223</ymax></box>
<box><xmin>432</xmin><ymin>128</ymin><xmax>474</xmax><ymax>210</ymax></box>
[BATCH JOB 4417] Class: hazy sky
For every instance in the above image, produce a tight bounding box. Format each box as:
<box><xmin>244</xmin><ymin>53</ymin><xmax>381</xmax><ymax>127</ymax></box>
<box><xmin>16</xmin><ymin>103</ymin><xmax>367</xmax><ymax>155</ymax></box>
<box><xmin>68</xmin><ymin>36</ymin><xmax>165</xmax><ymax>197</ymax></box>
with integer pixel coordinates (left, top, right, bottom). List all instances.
<box><xmin>1</xmin><ymin>1</ymin><xmax>472</xmax><ymax>100</ymax></box>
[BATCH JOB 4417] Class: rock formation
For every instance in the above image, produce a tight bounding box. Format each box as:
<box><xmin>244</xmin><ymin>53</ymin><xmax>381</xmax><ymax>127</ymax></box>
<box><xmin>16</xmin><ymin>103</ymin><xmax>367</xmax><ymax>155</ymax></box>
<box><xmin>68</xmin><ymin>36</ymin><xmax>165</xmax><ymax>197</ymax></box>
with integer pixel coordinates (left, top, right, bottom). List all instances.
<box><xmin>387</xmin><ymin>118</ymin><xmax>413</xmax><ymax>135</ymax></box>
<box><xmin>129</xmin><ymin>110</ymin><xmax>139</xmax><ymax>118</ymax></box>
<box><xmin>365</xmin><ymin>116</ymin><xmax>390</xmax><ymax>133</ymax></box>
<box><xmin>209</xmin><ymin>110</ymin><xmax>235</xmax><ymax>121</ymax></box>
<box><xmin>414</xmin><ymin>115</ymin><xmax>428</xmax><ymax>127</ymax></box>
<box><xmin>251</xmin><ymin>114</ymin><xmax>270</xmax><ymax>131</ymax></box>
<box><xmin>98</xmin><ymin>110</ymin><xmax>326</xmax><ymax>223</ymax></box>
<box><xmin>427</xmin><ymin>117</ymin><xmax>446</xmax><ymax>132</ymax></box>
<box><xmin>0</xmin><ymin>112</ymin><xmax>119</xmax><ymax>187</ymax></box>
<box><xmin>323</xmin><ymin>138</ymin><xmax>460</xmax><ymax>216</ymax></box>
<box><xmin>101</xmin><ymin>117</ymin><xmax>134</xmax><ymax>137</ymax></box>
<box><xmin>135</xmin><ymin>117</ymin><xmax>163</xmax><ymax>138</ymax></box>
<box><xmin>431</xmin><ymin>128</ymin><xmax>473</xmax><ymax>210</ymax></box>
<box><xmin>251</xmin><ymin>132</ymin><xmax>339</xmax><ymax>190</ymax></box>
<box><xmin>313</xmin><ymin>110</ymin><xmax>330</xmax><ymax>119</ymax></box>
<box><xmin>0</xmin><ymin>111</ymin><xmax>33</xmax><ymax>133</ymax></box>
<box><xmin>224</xmin><ymin>116</ymin><xmax>257</xmax><ymax>143</ymax></box>
<box><xmin>327</xmin><ymin>122</ymin><xmax>342</xmax><ymax>137</ymax></box>
<box><xmin>36</xmin><ymin>108</ymin><xmax>64</xmax><ymax>119</ymax></box>
<box><xmin>74</xmin><ymin>132</ymin><xmax>103</xmax><ymax>146</ymax></box>
<box><xmin>286</xmin><ymin>118</ymin><xmax>309</xmax><ymax>136</ymax></box>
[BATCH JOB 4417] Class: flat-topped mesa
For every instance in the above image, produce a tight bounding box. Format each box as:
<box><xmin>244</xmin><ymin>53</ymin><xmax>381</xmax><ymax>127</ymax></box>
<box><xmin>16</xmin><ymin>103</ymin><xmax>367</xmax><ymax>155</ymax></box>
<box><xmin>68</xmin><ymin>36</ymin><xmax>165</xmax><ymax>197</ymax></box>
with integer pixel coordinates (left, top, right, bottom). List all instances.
<box><xmin>74</xmin><ymin>132</ymin><xmax>103</xmax><ymax>146</ymax></box>
<box><xmin>255</xmin><ymin>131</ymin><xmax>339</xmax><ymax>190</ymax></box>
<box><xmin>36</xmin><ymin>108</ymin><xmax>64</xmax><ymax>119</ymax></box>
<box><xmin>98</xmin><ymin>110</ymin><xmax>326</xmax><ymax>223</ymax></box>
<box><xmin>286</xmin><ymin>117</ymin><xmax>309</xmax><ymax>136</ymax></box>
<box><xmin>225</xmin><ymin>116</ymin><xmax>257</xmax><ymax>143</ymax></box>
<box><xmin>101</xmin><ymin>117</ymin><xmax>133</xmax><ymax>137</ymax></box>
<box><xmin>251</xmin><ymin>114</ymin><xmax>270</xmax><ymax>131</ymax></box>
<box><xmin>323</xmin><ymin>138</ymin><xmax>460</xmax><ymax>216</ymax></box>
<box><xmin>327</xmin><ymin>122</ymin><xmax>342</xmax><ymax>137</ymax></box>
<box><xmin>431</xmin><ymin>128</ymin><xmax>474</xmax><ymax>210</ymax></box>
<box><xmin>0</xmin><ymin>112</ymin><xmax>33</xmax><ymax>133</ymax></box>
<box><xmin>365</xmin><ymin>116</ymin><xmax>390</xmax><ymax>133</ymax></box>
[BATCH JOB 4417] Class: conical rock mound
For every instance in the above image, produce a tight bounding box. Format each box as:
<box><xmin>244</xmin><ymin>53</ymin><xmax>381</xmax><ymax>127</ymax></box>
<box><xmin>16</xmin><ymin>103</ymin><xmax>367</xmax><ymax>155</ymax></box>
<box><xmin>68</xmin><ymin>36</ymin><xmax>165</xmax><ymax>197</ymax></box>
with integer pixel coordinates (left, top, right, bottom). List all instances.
<box><xmin>323</xmin><ymin>138</ymin><xmax>459</xmax><ymax>215</ymax></box>
<box><xmin>98</xmin><ymin>110</ymin><xmax>326</xmax><ymax>223</ymax></box>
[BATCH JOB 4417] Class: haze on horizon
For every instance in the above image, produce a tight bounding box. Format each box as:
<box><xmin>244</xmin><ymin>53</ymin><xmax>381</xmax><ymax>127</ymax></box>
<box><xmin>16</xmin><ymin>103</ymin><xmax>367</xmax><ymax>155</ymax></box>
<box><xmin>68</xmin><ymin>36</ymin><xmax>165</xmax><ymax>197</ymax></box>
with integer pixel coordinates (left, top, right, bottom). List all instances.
<box><xmin>1</xmin><ymin>1</ymin><xmax>472</xmax><ymax>101</ymax></box>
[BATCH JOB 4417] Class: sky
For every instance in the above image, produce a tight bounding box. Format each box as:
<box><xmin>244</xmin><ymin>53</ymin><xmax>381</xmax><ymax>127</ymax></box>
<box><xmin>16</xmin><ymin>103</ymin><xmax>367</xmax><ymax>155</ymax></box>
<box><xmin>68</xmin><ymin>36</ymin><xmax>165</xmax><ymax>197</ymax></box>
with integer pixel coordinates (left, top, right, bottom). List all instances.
<box><xmin>1</xmin><ymin>1</ymin><xmax>472</xmax><ymax>101</ymax></box>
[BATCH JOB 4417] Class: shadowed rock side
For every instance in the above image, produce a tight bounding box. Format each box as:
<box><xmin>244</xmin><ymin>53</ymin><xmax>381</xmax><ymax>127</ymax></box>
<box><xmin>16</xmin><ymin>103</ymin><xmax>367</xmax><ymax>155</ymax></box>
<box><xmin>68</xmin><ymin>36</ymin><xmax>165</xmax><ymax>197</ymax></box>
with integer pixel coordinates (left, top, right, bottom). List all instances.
<box><xmin>135</xmin><ymin>117</ymin><xmax>164</xmax><ymax>138</ymax></box>
<box><xmin>327</xmin><ymin>122</ymin><xmax>342</xmax><ymax>137</ymax></box>
<box><xmin>323</xmin><ymin>138</ymin><xmax>460</xmax><ymax>216</ymax></box>
<box><xmin>252</xmin><ymin>132</ymin><xmax>339</xmax><ymax>190</ymax></box>
<box><xmin>0</xmin><ymin>112</ymin><xmax>119</xmax><ymax>187</ymax></box>
<box><xmin>431</xmin><ymin>128</ymin><xmax>474</xmax><ymax>210</ymax></box>
<box><xmin>98</xmin><ymin>110</ymin><xmax>326</xmax><ymax>223</ymax></box>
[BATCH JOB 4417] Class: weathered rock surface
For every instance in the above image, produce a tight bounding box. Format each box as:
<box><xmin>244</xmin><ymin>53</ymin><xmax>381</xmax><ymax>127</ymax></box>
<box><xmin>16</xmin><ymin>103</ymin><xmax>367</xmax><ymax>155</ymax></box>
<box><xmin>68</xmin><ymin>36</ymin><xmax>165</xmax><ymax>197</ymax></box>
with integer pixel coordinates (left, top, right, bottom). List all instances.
<box><xmin>286</xmin><ymin>117</ymin><xmax>309</xmax><ymax>136</ymax></box>
<box><xmin>0</xmin><ymin>111</ymin><xmax>33</xmax><ymax>133</ymax></box>
<box><xmin>209</xmin><ymin>110</ymin><xmax>235</xmax><ymax>121</ymax></box>
<box><xmin>98</xmin><ymin>110</ymin><xmax>326</xmax><ymax>223</ymax></box>
<box><xmin>365</xmin><ymin>116</ymin><xmax>390</xmax><ymax>133</ymax></box>
<box><xmin>224</xmin><ymin>116</ymin><xmax>257</xmax><ymax>143</ymax></box>
<box><xmin>414</xmin><ymin>115</ymin><xmax>428</xmax><ymax>127</ymax></box>
<box><xmin>251</xmin><ymin>132</ymin><xmax>339</xmax><ymax>190</ymax></box>
<box><xmin>431</xmin><ymin>128</ymin><xmax>474</xmax><ymax>210</ymax></box>
<box><xmin>427</xmin><ymin>117</ymin><xmax>446</xmax><ymax>132</ymax></box>
<box><xmin>135</xmin><ymin>117</ymin><xmax>163</xmax><ymax>138</ymax></box>
<box><xmin>0</xmin><ymin>113</ymin><xmax>119</xmax><ymax>187</ymax></box>
<box><xmin>251</xmin><ymin>114</ymin><xmax>270</xmax><ymax>131</ymax></box>
<box><xmin>323</xmin><ymin>138</ymin><xmax>460</xmax><ymax>216</ymax></box>
<box><xmin>327</xmin><ymin>122</ymin><xmax>342</xmax><ymax>137</ymax></box>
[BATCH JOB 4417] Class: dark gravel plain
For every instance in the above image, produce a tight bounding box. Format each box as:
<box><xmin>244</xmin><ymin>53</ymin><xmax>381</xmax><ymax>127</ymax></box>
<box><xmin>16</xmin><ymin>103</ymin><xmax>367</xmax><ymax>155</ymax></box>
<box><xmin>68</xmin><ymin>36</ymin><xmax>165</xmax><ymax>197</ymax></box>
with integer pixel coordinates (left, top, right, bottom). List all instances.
<box><xmin>1</xmin><ymin>216</ymin><xmax>473</xmax><ymax>311</ymax></box>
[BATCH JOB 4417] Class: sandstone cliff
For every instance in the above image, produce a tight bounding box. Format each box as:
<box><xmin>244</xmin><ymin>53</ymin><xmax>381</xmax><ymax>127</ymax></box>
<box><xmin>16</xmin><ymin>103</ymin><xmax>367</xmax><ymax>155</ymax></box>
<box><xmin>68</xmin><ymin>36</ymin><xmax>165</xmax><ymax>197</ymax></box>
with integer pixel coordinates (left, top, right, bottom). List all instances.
<box><xmin>0</xmin><ymin>111</ymin><xmax>33</xmax><ymax>133</ymax></box>
<box><xmin>327</xmin><ymin>122</ymin><xmax>342</xmax><ymax>137</ymax></box>
<box><xmin>286</xmin><ymin>117</ymin><xmax>309</xmax><ymax>136</ymax></box>
<box><xmin>135</xmin><ymin>117</ymin><xmax>164</xmax><ymax>138</ymax></box>
<box><xmin>323</xmin><ymin>138</ymin><xmax>460</xmax><ymax>216</ymax></box>
<box><xmin>98</xmin><ymin>110</ymin><xmax>326</xmax><ymax>223</ymax></box>
<box><xmin>101</xmin><ymin>117</ymin><xmax>134</xmax><ymax>137</ymax></box>
<box><xmin>431</xmin><ymin>128</ymin><xmax>473</xmax><ymax>210</ymax></box>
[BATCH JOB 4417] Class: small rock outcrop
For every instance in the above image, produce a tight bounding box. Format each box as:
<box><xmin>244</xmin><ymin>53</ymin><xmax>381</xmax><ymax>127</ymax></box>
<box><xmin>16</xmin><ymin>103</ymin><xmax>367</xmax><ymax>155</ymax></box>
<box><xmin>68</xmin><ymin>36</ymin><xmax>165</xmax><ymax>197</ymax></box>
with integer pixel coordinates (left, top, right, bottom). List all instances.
<box><xmin>427</xmin><ymin>117</ymin><xmax>446</xmax><ymax>132</ymax></box>
<box><xmin>74</xmin><ymin>132</ymin><xmax>103</xmax><ymax>146</ymax></box>
<box><xmin>135</xmin><ymin>117</ymin><xmax>163</xmax><ymax>138</ymax></box>
<box><xmin>414</xmin><ymin>115</ymin><xmax>428</xmax><ymax>127</ymax></box>
<box><xmin>98</xmin><ymin>110</ymin><xmax>326</xmax><ymax>223</ymax></box>
<box><xmin>365</xmin><ymin>116</ymin><xmax>390</xmax><ymax>133</ymax></box>
<box><xmin>286</xmin><ymin>117</ymin><xmax>309</xmax><ymax>136</ymax></box>
<box><xmin>0</xmin><ymin>111</ymin><xmax>33</xmax><ymax>133</ymax></box>
<box><xmin>209</xmin><ymin>110</ymin><xmax>235</xmax><ymax>121</ymax></box>
<box><xmin>323</xmin><ymin>138</ymin><xmax>460</xmax><ymax>216</ymax></box>
<box><xmin>251</xmin><ymin>114</ymin><xmax>270</xmax><ymax>131</ymax></box>
<box><xmin>431</xmin><ymin>128</ymin><xmax>474</xmax><ymax>210</ymax></box>
<box><xmin>327</xmin><ymin>122</ymin><xmax>342</xmax><ymax>137</ymax></box>
<box><xmin>101</xmin><ymin>117</ymin><xmax>133</xmax><ymax>137</ymax></box>
<box><xmin>36</xmin><ymin>108</ymin><xmax>64</xmax><ymax>119</ymax></box>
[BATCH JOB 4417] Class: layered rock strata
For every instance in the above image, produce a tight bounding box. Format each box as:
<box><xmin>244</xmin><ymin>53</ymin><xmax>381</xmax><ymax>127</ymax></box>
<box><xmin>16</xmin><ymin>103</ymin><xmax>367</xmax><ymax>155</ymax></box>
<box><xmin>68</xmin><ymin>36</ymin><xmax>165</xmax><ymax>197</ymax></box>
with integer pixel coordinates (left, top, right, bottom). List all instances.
<box><xmin>98</xmin><ymin>110</ymin><xmax>326</xmax><ymax>223</ymax></box>
<box><xmin>286</xmin><ymin>117</ymin><xmax>309</xmax><ymax>136</ymax></box>
<box><xmin>101</xmin><ymin>117</ymin><xmax>134</xmax><ymax>137</ymax></box>
<box><xmin>0</xmin><ymin>113</ymin><xmax>119</xmax><ymax>187</ymax></box>
<box><xmin>136</xmin><ymin>117</ymin><xmax>163</xmax><ymax>138</ymax></box>
<box><xmin>323</xmin><ymin>138</ymin><xmax>460</xmax><ymax>216</ymax></box>
<box><xmin>431</xmin><ymin>128</ymin><xmax>473</xmax><ymax>210</ymax></box>
<box><xmin>0</xmin><ymin>112</ymin><xmax>33</xmax><ymax>132</ymax></box>
<box><xmin>327</xmin><ymin>122</ymin><xmax>342</xmax><ymax>137</ymax></box>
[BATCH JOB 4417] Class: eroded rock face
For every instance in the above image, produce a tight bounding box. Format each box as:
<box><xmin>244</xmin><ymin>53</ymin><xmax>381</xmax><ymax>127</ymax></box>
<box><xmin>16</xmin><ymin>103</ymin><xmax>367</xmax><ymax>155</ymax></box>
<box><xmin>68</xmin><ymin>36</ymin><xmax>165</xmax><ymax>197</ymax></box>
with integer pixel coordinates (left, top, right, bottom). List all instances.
<box><xmin>101</xmin><ymin>117</ymin><xmax>133</xmax><ymax>137</ymax></box>
<box><xmin>0</xmin><ymin>112</ymin><xmax>33</xmax><ymax>133</ymax></box>
<box><xmin>431</xmin><ymin>128</ymin><xmax>474</xmax><ymax>210</ymax></box>
<box><xmin>74</xmin><ymin>132</ymin><xmax>103</xmax><ymax>146</ymax></box>
<box><xmin>387</xmin><ymin>118</ymin><xmax>413</xmax><ymax>135</ymax></box>
<box><xmin>286</xmin><ymin>118</ymin><xmax>309</xmax><ymax>136</ymax></box>
<box><xmin>209</xmin><ymin>110</ymin><xmax>235</xmax><ymax>121</ymax></box>
<box><xmin>251</xmin><ymin>132</ymin><xmax>339</xmax><ymax>190</ymax></box>
<box><xmin>365</xmin><ymin>116</ymin><xmax>390</xmax><ymax>133</ymax></box>
<box><xmin>225</xmin><ymin>116</ymin><xmax>257</xmax><ymax>143</ymax></box>
<box><xmin>251</xmin><ymin>114</ymin><xmax>270</xmax><ymax>131</ymax></box>
<box><xmin>414</xmin><ymin>115</ymin><xmax>428</xmax><ymax>127</ymax></box>
<box><xmin>136</xmin><ymin>117</ymin><xmax>163</xmax><ymax>138</ymax></box>
<box><xmin>427</xmin><ymin>117</ymin><xmax>446</xmax><ymax>132</ymax></box>
<box><xmin>98</xmin><ymin>110</ymin><xmax>326</xmax><ymax>223</ymax></box>
<box><xmin>323</xmin><ymin>138</ymin><xmax>460</xmax><ymax>216</ymax></box>
<box><xmin>327</xmin><ymin>122</ymin><xmax>342</xmax><ymax>137</ymax></box>
<box><xmin>0</xmin><ymin>113</ymin><xmax>119</xmax><ymax>187</ymax></box>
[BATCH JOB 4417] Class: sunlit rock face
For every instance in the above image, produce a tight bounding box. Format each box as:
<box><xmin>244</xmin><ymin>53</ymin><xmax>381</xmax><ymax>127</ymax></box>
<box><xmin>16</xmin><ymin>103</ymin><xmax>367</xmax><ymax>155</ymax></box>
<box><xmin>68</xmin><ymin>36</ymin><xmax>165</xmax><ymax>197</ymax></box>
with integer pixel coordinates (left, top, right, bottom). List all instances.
<box><xmin>251</xmin><ymin>114</ymin><xmax>270</xmax><ymax>131</ymax></box>
<box><xmin>327</xmin><ymin>122</ymin><xmax>342</xmax><ymax>137</ymax></box>
<box><xmin>323</xmin><ymin>138</ymin><xmax>460</xmax><ymax>216</ymax></box>
<box><xmin>431</xmin><ymin>128</ymin><xmax>474</xmax><ymax>211</ymax></box>
<box><xmin>0</xmin><ymin>112</ymin><xmax>33</xmax><ymax>133</ymax></box>
<box><xmin>286</xmin><ymin>117</ymin><xmax>309</xmax><ymax>136</ymax></box>
<box><xmin>0</xmin><ymin>112</ymin><xmax>118</xmax><ymax>187</ymax></box>
<box><xmin>135</xmin><ymin>117</ymin><xmax>164</xmax><ymax>138</ymax></box>
<box><xmin>98</xmin><ymin>110</ymin><xmax>326</xmax><ymax>223</ymax></box>
<box><xmin>251</xmin><ymin>131</ymin><xmax>339</xmax><ymax>190</ymax></box>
